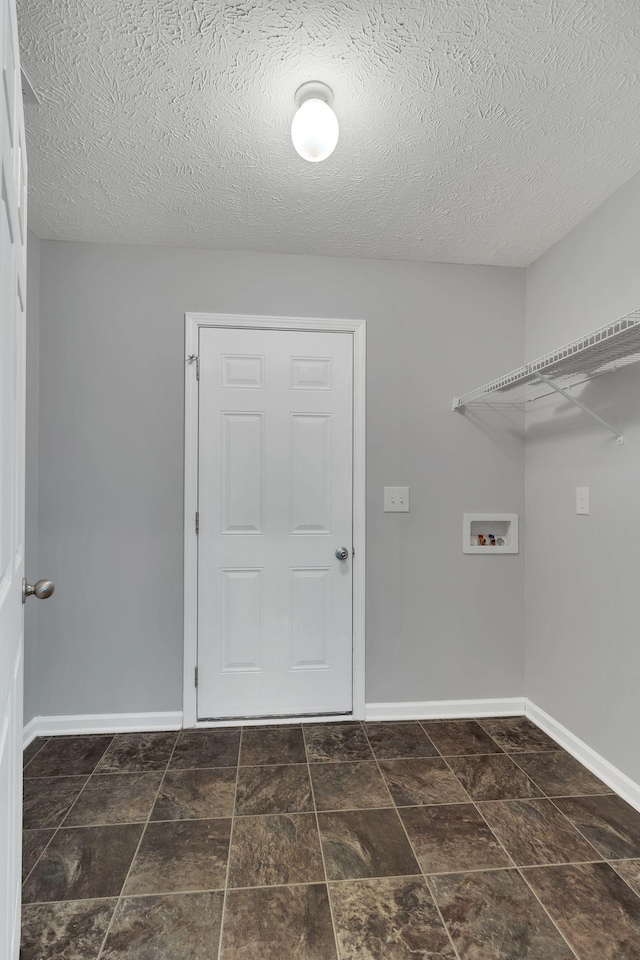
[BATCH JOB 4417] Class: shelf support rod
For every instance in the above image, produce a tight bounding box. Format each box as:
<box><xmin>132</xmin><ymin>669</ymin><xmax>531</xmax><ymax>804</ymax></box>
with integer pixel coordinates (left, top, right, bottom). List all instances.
<box><xmin>534</xmin><ymin>373</ymin><xmax>624</xmax><ymax>444</ymax></box>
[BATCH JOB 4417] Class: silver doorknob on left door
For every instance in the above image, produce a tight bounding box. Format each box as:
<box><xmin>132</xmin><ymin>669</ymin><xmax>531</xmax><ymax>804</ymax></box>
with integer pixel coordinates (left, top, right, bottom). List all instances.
<box><xmin>23</xmin><ymin>579</ymin><xmax>55</xmax><ymax>603</ymax></box>
<box><xmin>335</xmin><ymin>547</ymin><xmax>349</xmax><ymax>561</ymax></box>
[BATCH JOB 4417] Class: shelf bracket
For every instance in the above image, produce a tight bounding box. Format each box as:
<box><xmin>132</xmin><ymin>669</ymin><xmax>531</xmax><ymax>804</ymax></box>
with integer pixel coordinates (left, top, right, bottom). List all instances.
<box><xmin>534</xmin><ymin>373</ymin><xmax>624</xmax><ymax>445</ymax></box>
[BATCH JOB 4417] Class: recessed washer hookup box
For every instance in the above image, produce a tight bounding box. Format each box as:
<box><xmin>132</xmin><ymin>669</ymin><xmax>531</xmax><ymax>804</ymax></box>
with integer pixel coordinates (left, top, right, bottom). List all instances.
<box><xmin>463</xmin><ymin>514</ymin><xmax>519</xmax><ymax>554</ymax></box>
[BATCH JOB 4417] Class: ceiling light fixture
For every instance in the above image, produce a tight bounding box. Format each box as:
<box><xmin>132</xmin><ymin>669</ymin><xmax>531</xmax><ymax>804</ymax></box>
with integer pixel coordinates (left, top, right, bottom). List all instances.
<box><xmin>291</xmin><ymin>81</ymin><xmax>339</xmax><ymax>163</ymax></box>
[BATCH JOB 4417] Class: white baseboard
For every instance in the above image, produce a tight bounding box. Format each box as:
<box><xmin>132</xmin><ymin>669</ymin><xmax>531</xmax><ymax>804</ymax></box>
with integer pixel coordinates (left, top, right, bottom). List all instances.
<box><xmin>22</xmin><ymin>718</ymin><xmax>38</xmax><ymax>749</ymax></box>
<box><xmin>24</xmin><ymin>711</ymin><xmax>183</xmax><ymax>744</ymax></box>
<box><xmin>20</xmin><ymin>700</ymin><xmax>640</xmax><ymax>814</ymax></box>
<box><xmin>364</xmin><ymin>698</ymin><xmax>526</xmax><ymax>722</ymax></box>
<box><xmin>525</xmin><ymin>700</ymin><xmax>640</xmax><ymax>814</ymax></box>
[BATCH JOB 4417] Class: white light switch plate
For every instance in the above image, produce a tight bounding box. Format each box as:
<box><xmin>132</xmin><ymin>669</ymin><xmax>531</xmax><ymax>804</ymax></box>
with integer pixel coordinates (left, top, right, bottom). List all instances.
<box><xmin>384</xmin><ymin>486</ymin><xmax>409</xmax><ymax>512</ymax></box>
<box><xmin>576</xmin><ymin>486</ymin><xmax>589</xmax><ymax>515</ymax></box>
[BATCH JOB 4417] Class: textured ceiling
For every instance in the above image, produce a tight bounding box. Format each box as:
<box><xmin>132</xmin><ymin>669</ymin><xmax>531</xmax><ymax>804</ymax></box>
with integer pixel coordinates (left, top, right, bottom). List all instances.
<box><xmin>17</xmin><ymin>0</ymin><xmax>640</xmax><ymax>266</ymax></box>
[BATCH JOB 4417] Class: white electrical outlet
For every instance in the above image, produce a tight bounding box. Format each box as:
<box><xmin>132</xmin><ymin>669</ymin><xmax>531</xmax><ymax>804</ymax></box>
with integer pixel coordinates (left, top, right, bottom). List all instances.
<box><xmin>384</xmin><ymin>487</ymin><xmax>409</xmax><ymax>512</ymax></box>
<box><xmin>576</xmin><ymin>486</ymin><xmax>589</xmax><ymax>515</ymax></box>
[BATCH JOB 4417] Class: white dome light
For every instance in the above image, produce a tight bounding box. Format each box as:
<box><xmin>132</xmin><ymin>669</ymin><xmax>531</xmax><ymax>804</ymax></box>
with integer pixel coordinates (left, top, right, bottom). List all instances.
<box><xmin>291</xmin><ymin>82</ymin><xmax>339</xmax><ymax>163</ymax></box>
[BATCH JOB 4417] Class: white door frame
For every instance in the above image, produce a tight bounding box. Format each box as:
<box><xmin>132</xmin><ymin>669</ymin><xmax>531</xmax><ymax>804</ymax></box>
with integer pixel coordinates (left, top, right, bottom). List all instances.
<box><xmin>183</xmin><ymin>312</ymin><xmax>366</xmax><ymax>728</ymax></box>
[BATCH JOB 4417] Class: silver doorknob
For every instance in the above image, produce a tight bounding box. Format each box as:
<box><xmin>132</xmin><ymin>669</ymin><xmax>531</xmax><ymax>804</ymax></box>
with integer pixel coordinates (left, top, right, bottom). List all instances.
<box><xmin>23</xmin><ymin>579</ymin><xmax>55</xmax><ymax>604</ymax></box>
<box><xmin>335</xmin><ymin>547</ymin><xmax>349</xmax><ymax>561</ymax></box>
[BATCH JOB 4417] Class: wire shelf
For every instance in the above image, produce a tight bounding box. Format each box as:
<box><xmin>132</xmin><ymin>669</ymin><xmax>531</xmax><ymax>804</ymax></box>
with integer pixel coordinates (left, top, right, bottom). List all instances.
<box><xmin>453</xmin><ymin>309</ymin><xmax>640</xmax><ymax>409</ymax></box>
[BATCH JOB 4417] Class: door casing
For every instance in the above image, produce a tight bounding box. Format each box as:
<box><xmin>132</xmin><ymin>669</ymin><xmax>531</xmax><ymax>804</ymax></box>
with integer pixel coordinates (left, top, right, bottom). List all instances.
<box><xmin>183</xmin><ymin>312</ymin><xmax>366</xmax><ymax>727</ymax></box>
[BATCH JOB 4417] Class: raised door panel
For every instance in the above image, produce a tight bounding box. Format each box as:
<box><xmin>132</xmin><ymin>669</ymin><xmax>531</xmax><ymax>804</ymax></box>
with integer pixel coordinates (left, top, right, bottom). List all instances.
<box><xmin>291</xmin><ymin>357</ymin><xmax>332</xmax><ymax>390</ymax></box>
<box><xmin>220</xmin><ymin>569</ymin><xmax>263</xmax><ymax>673</ymax></box>
<box><xmin>221</xmin><ymin>412</ymin><xmax>263</xmax><ymax>535</ymax></box>
<box><xmin>290</xmin><ymin>567</ymin><xmax>331</xmax><ymax>671</ymax></box>
<box><xmin>290</xmin><ymin>414</ymin><xmax>331</xmax><ymax>535</ymax></box>
<box><xmin>221</xmin><ymin>354</ymin><xmax>264</xmax><ymax>389</ymax></box>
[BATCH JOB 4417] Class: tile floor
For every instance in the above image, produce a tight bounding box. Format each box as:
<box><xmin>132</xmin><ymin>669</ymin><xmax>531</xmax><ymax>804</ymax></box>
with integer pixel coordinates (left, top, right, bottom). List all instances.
<box><xmin>19</xmin><ymin>717</ymin><xmax>640</xmax><ymax>959</ymax></box>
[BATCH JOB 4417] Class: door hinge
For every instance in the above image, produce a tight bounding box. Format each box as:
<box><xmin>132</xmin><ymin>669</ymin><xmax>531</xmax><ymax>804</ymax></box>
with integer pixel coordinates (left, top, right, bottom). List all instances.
<box><xmin>187</xmin><ymin>354</ymin><xmax>200</xmax><ymax>379</ymax></box>
<box><xmin>194</xmin><ymin>667</ymin><xmax>198</xmax><ymax>687</ymax></box>
<box><xmin>195</xmin><ymin>511</ymin><xmax>199</xmax><ymax>535</ymax></box>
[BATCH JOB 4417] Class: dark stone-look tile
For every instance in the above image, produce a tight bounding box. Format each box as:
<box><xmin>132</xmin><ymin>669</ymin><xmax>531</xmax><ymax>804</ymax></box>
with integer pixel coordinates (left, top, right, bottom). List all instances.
<box><xmin>221</xmin><ymin>884</ymin><xmax>337</xmax><ymax>960</ymax></box>
<box><xmin>64</xmin><ymin>772</ymin><xmax>163</xmax><ymax>826</ymax></box>
<box><xmin>24</xmin><ymin>736</ymin><xmax>113</xmax><ymax>778</ymax></box>
<box><xmin>318</xmin><ymin>808</ymin><xmax>419</xmax><ymax>881</ymax></box>
<box><xmin>240</xmin><ymin>726</ymin><xmax>306</xmax><ymax>765</ymax></box>
<box><xmin>363</xmin><ymin>722</ymin><xmax>439</xmax><ymax>760</ymax></box>
<box><xmin>514</xmin><ymin>751</ymin><xmax>612</xmax><ymax>797</ymax></box>
<box><xmin>554</xmin><ymin>794</ymin><xmax>640</xmax><ymax>860</ymax></box>
<box><xmin>23</xmin><ymin>776</ymin><xmax>88</xmax><ymax>829</ymax></box>
<box><xmin>430</xmin><ymin>869</ymin><xmax>573</xmax><ymax>959</ymax></box>
<box><xmin>169</xmin><ymin>730</ymin><xmax>241</xmax><ymax>769</ymax></box>
<box><xmin>446</xmin><ymin>754</ymin><xmax>542</xmax><ymax>801</ymax></box>
<box><xmin>229</xmin><ymin>813</ymin><xmax>324</xmax><ymax>887</ymax></box>
<box><xmin>379</xmin><ymin>758</ymin><xmax>469</xmax><ymax>807</ymax></box>
<box><xmin>23</xmin><ymin>737</ymin><xmax>48</xmax><ymax>768</ymax></box>
<box><xmin>420</xmin><ymin>721</ymin><xmax>503</xmax><ymax>757</ymax></box>
<box><xmin>304</xmin><ymin>723</ymin><xmax>373</xmax><ymax>762</ymax></box>
<box><xmin>22</xmin><ymin>823</ymin><xmax>143</xmax><ymax>903</ymax></box>
<box><xmin>478</xmin><ymin>717</ymin><xmax>561</xmax><ymax>753</ymax></box>
<box><xmin>524</xmin><ymin>861</ymin><xmax>640</xmax><ymax>959</ymax></box>
<box><xmin>612</xmin><ymin>859</ymin><xmax>640</xmax><ymax>896</ymax></box>
<box><xmin>124</xmin><ymin>818</ymin><xmax>231</xmax><ymax>895</ymax></box>
<box><xmin>96</xmin><ymin>732</ymin><xmax>178</xmax><ymax>773</ymax></box>
<box><xmin>101</xmin><ymin>891</ymin><xmax>224</xmax><ymax>960</ymax></box>
<box><xmin>235</xmin><ymin>764</ymin><xmax>312</xmax><ymax>815</ymax></box>
<box><xmin>480</xmin><ymin>798</ymin><xmax>601</xmax><ymax>866</ymax></box>
<box><xmin>152</xmin><ymin>768</ymin><xmax>236</xmax><ymax>820</ymax></box>
<box><xmin>399</xmin><ymin>803</ymin><xmax>510</xmax><ymax>875</ymax></box>
<box><xmin>310</xmin><ymin>761</ymin><xmax>392</xmax><ymax>811</ymax></box>
<box><xmin>330</xmin><ymin>876</ymin><xmax>452</xmax><ymax>959</ymax></box>
<box><xmin>21</xmin><ymin>899</ymin><xmax>117</xmax><ymax>960</ymax></box>
<box><xmin>22</xmin><ymin>830</ymin><xmax>54</xmax><ymax>881</ymax></box>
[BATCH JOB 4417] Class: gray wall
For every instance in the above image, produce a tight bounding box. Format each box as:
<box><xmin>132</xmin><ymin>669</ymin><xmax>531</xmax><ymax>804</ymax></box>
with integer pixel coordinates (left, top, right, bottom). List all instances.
<box><xmin>24</xmin><ymin>229</ymin><xmax>40</xmax><ymax>725</ymax></box>
<box><xmin>29</xmin><ymin>241</ymin><xmax>526</xmax><ymax>718</ymax></box>
<box><xmin>525</xmin><ymin>169</ymin><xmax>640</xmax><ymax>782</ymax></box>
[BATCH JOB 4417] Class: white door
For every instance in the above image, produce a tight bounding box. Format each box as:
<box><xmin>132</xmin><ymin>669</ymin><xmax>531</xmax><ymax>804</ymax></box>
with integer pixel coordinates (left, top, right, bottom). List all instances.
<box><xmin>1</xmin><ymin>0</ymin><xmax>27</xmax><ymax>955</ymax></box>
<box><xmin>197</xmin><ymin>327</ymin><xmax>353</xmax><ymax>719</ymax></box>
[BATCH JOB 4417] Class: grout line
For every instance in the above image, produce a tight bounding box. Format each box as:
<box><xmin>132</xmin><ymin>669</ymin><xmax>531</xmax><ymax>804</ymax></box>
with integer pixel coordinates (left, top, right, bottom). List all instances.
<box><xmin>464</xmin><ymin>781</ymin><xmax>579</xmax><ymax>959</ymax></box>
<box><xmin>95</xmin><ymin>732</ymin><xmax>180</xmax><ymax>959</ymax></box>
<box><xmin>508</xmin><ymin>750</ymin><xmax>615</xmax><ymax>805</ymax></box>
<box><xmin>543</xmin><ymin>794</ymin><xmax>611</xmax><ymax>862</ymax></box>
<box><xmin>468</xmin><ymin>816</ymin><xmax>576</xmax><ymax>957</ymax></box>
<box><xmin>423</xmin><ymin>875</ymin><xmax>463</xmax><ymax>960</ymax></box>
<box><xmin>21</xmin><ymin>749</ymin><xmax>106</xmax><ymax>887</ymax></box>
<box><xmin>23</xmin><ymin>733</ymin><xmax>153</xmax><ymax>880</ymax></box>
<box><xmin>516</xmin><ymin>867</ymin><xmax>579</xmax><ymax>957</ymax></box>
<box><xmin>438</xmin><ymin>754</ymin><xmax>519</xmax><ymax>874</ymax></box>
<box><xmin>59</xmin><ymin>774</ymin><xmax>165</xmax><ymax>831</ymax></box>
<box><xmin>216</xmin><ymin>727</ymin><xmax>243</xmax><ymax>960</ymax></box>
<box><xmin>22</xmin><ymin>737</ymin><xmax>50</xmax><ymax>769</ymax></box>
<box><xmin>519</xmin><ymin>859</ymin><xmax>610</xmax><ymax>871</ymax></box>
<box><xmin>41</xmin><ymin>795</ymin><xmax>609</xmax><ymax>829</ymax></box>
<box><xmin>21</xmin><ymin>750</ymin><xmax>565</xmax><ymax>778</ymax></box>
<box><xmin>27</xmin><ymin>856</ymin><xmax>636</xmax><ymax>908</ymax></box>
<box><xmin>608</xmin><ymin>860</ymin><xmax>640</xmax><ymax>901</ymax></box>
<box><xmin>540</xmin><ymin>791</ymin><xmax>614</xmax><ymax>800</ymax></box>
<box><xmin>22</xmin><ymin>733</ymin><xmax>116</xmax><ymax>775</ymax></box>
<box><xmin>20</xmin><ymin>827</ymin><xmax>61</xmax><ymax>892</ymax></box>
<box><xmin>360</xmin><ymin>724</ymin><xmax>463</xmax><ymax>960</ymax></box>
<box><xmin>303</xmin><ymin>723</ymin><xmax>342</xmax><ymax>960</ymax></box>
<box><xmin>21</xmin><ymin>773</ymin><xmax>92</xmax><ymax>888</ymax></box>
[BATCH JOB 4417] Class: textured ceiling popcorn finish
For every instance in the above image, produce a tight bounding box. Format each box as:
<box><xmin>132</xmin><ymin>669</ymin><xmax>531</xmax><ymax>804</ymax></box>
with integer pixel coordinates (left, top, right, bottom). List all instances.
<box><xmin>17</xmin><ymin>0</ymin><xmax>640</xmax><ymax>266</ymax></box>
